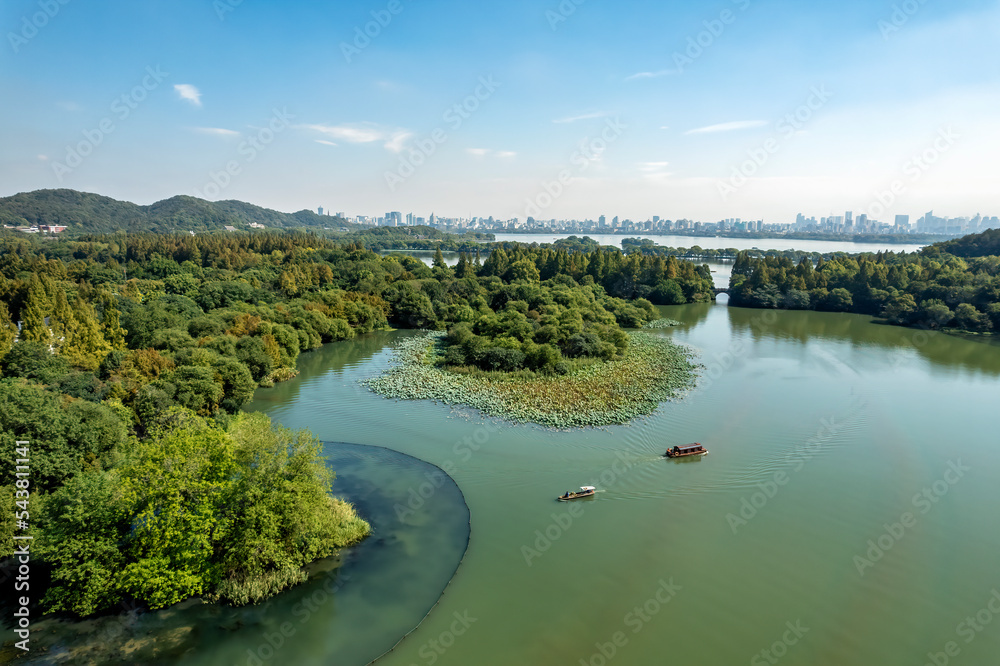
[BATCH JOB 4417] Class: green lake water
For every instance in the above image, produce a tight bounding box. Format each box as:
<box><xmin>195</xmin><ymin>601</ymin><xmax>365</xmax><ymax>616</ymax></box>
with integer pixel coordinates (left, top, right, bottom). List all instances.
<box><xmin>245</xmin><ymin>303</ymin><xmax>1000</xmax><ymax>666</ymax></box>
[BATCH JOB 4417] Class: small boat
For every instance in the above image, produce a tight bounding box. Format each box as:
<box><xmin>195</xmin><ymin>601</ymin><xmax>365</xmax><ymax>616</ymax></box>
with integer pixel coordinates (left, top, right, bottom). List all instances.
<box><xmin>665</xmin><ymin>443</ymin><xmax>708</xmax><ymax>459</ymax></box>
<box><xmin>557</xmin><ymin>486</ymin><xmax>596</xmax><ymax>501</ymax></box>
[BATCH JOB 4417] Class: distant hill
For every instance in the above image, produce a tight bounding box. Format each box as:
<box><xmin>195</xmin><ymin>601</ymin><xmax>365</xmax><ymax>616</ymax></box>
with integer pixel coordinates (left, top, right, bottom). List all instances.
<box><xmin>931</xmin><ymin>228</ymin><xmax>1000</xmax><ymax>259</ymax></box>
<box><xmin>0</xmin><ymin>189</ymin><xmax>354</xmax><ymax>234</ymax></box>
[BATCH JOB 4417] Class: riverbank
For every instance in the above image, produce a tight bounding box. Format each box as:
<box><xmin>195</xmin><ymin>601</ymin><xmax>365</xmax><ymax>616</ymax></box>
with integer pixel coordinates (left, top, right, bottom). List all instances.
<box><xmin>363</xmin><ymin>331</ymin><xmax>698</xmax><ymax>428</ymax></box>
<box><xmin>1</xmin><ymin>442</ymin><xmax>471</xmax><ymax>666</ymax></box>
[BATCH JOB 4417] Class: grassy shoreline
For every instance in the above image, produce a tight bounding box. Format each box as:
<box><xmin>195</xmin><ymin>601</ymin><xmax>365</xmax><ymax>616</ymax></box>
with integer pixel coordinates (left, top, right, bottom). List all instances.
<box><xmin>363</xmin><ymin>331</ymin><xmax>699</xmax><ymax>428</ymax></box>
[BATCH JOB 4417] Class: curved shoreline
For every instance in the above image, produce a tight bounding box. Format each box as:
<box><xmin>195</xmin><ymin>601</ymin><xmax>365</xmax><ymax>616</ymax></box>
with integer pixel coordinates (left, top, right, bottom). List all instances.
<box><xmin>348</xmin><ymin>441</ymin><xmax>472</xmax><ymax>666</ymax></box>
<box><xmin>362</xmin><ymin>331</ymin><xmax>700</xmax><ymax>428</ymax></box>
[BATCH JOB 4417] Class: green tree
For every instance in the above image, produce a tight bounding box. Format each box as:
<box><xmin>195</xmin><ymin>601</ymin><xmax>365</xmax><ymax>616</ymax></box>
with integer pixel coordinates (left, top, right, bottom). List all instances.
<box><xmin>36</xmin><ymin>470</ymin><xmax>128</xmax><ymax>615</ymax></box>
<box><xmin>0</xmin><ymin>302</ymin><xmax>18</xmax><ymax>361</ymax></box>
<box><xmin>101</xmin><ymin>293</ymin><xmax>128</xmax><ymax>350</ymax></box>
<box><xmin>62</xmin><ymin>299</ymin><xmax>112</xmax><ymax>371</ymax></box>
<box><xmin>954</xmin><ymin>303</ymin><xmax>991</xmax><ymax>332</ymax></box>
<box><xmin>117</xmin><ymin>412</ymin><xmax>234</xmax><ymax>609</ymax></box>
<box><xmin>433</xmin><ymin>247</ymin><xmax>447</xmax><ymax>269</ymax></box>
<box><xmin>50</xmin><ymin>287</ymin><xmax>75</xmax><ymax>348</ymax></box>
<box><xmin>20</xmin><ymin>274</ymin><xmax>51</xmax><ymax>344</ymax></box>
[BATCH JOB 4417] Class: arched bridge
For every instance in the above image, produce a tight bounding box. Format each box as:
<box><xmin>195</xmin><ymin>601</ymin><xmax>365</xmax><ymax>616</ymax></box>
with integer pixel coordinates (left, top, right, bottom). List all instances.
<box><xmin>713</xmin><ymin>288</ymin><xmax>729</xmax><ymax>297</ymax></box>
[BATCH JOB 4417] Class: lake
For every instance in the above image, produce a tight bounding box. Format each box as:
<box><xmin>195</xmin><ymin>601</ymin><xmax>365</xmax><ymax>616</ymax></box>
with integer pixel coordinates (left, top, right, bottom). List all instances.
<box><xmin>241</xmin><ymin>304</ymin><xmax>1000</xmax><ymax>666</ymax></box>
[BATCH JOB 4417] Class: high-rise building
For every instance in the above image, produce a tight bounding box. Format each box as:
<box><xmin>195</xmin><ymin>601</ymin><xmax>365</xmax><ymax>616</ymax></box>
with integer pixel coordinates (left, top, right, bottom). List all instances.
<box><xmin>845</xmin><ymin>211</ymin><xmax>853</xmax><ymax>226</ymax></box>
<box><xmin>318</xmin><ymin>207</ymin><xmax>324</xmax><ymax>216</ymax></box>
<box><xmin>895</xmin><ymin>214</ymin><xmax>910</xmax><ymax>227</ymax></box>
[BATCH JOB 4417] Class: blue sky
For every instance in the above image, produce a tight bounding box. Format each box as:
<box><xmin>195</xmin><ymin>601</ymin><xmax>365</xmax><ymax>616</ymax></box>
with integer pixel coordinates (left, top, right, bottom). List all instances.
<box><xmin>2</xmin><ymin>0</ymin><xmax>998</xmax><ymax>223</ymax></box>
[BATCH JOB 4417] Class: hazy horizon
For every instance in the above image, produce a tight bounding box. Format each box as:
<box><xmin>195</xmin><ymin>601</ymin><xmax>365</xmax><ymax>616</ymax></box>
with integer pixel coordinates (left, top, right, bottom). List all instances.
<box><xmin>3</xmin><ymin>0</ymin><xmax>998</xmax><ymax>223</ymax></box>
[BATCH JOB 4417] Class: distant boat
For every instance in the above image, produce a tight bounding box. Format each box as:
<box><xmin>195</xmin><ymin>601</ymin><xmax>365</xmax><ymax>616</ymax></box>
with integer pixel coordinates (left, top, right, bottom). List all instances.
<box><xmin>665</xmin><ymin>443</ymin><xmax>708</xmax><ymax>459</ymax></box>
<box><xmin>557</xmin><ymin>486</ymin><xmax>596</xmax><ymax>501</ymax></box>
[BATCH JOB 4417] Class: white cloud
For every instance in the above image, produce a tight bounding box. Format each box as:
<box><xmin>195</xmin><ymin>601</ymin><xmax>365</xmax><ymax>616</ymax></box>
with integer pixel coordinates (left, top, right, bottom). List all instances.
<box><xmin>315</xmin><ymin>139</ymin><xmax>338</xmax><ymax>147</ymax></box>
<box><xmin>466</xmin><ymin>148</ymin><xmax>516</xmax><ymax>159</ymax></box>
<box><xmin>303</xmin><ymin>123</ymin><xmax>411</xmax><ymax>152</ymax></box>
<box><xmin>174</xmin><ymin>84</ymin><xmax>202</xmax><ymax>107</ymax></box>
<box><xmin>37</xmin><ymin>155</ymin><xmax>49</xmax><ymax>161</ymax></box>
<box><xmin>553</xmin><ymin>111</ymin><xmax>607</xmax><ymax>124</ymax></box>
<box><xmin>194</xmin><ymin>127</ymin><xmax>239</xmax><ymax>137</ymax></box>
<box><xmin>625</xmin><ymin>70</ymin><xmax>675</xmax><ymax>81</ymax></box>
<box><xmin>383</xmin><ymin>131</ymin><xmax>412</xmax><ymax>153</ymax></box>
<box><xmin>685</xmin><ymin>120</ymin><xmax>768</xmax><ymax>135</ymax></box>
<box><xmin>638</xmin><ymin>161</ymin><xmax>671</xmax><ymax>171</ymax></box>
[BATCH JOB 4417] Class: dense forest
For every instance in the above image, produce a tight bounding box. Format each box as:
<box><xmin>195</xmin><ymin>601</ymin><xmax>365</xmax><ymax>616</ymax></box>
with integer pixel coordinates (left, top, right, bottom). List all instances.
<box><xmin>620</xmin><ymin>237</ymin><xmax>828</xmax><ymax>263</ymax></box>
<box><xmin>0</xmin><ymin>230</ymin><xmax>711</xmax><ymax>616</ymax></box>
<box><xmin>727</xmin><ymin>231</ymin><xmax>1000</xmax><ymax>332</ymax></box>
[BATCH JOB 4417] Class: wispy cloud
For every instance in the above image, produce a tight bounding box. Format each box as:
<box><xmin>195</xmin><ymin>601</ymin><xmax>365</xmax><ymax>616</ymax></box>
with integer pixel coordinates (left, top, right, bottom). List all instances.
<box><xmin>194</xmin><ymin>127</ymin><xmax>239</xmax><ymax>137</ymax></box>
<box><xmin>57</xmin><ymin>101</ymin><xmax>80</xmax><ymax>112</ymax></box>
<box><xmin>315</xmin><ymin>139</ymin><xmax>338</xmax><ymax>147</ymax></box>
<box><xmin>302</xmin><ymin>123</ymin><xmax>411</xmax><ymax>152</ymax></box>
<box><xmin>383</xmin><ymin>131</ymin><xmax>412</xmax><ymax>153</ymax></box>
<box><xmin>553</xmin><ymin>111</ymin><xmax>607</xmax><ymax>124</ymax></box>
<box><xmin>625</xmin><ymin>70</ymin><xmax>676</xmax><ymax>81</ymax></box>
<box><xmin>638</xmin><ymin>161</ymin><xmax>673</xmax><ymax>180</ymax></box>
<box><xmin>466</xmin><ymin>148</ymin><xmax>517</xmax><ymax>159</ymax></box>
<box><xmin>174</xmin><ymin>84</ymin><xmax>202</xmax><ymax>107</ymax></box>
<box><xmin>685</xmin><ymin>120</ymin><xmax>768</xmax><ymax>135</ymax></box>
<box><xmin>638</xmin><ymin>161</ymin><xmax>671</xmax><ymax>171</ymax></box>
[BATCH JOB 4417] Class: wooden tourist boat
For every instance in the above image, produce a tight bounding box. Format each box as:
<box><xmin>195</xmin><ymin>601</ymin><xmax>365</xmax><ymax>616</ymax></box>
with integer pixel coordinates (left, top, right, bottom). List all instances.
<box><xmin>557</xmin><ymin>486</ymin><xmax>597</xmax><ymax>501</ymax></box>
<box><xmin>664</xmin><ymin>443</ymin><xmax>708</xmax><ymax>459</ymax></box>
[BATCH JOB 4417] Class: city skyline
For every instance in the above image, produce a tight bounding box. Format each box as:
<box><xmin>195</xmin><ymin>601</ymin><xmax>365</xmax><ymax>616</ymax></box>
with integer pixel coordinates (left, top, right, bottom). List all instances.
<box><xmin>2</xmin><ymin>1</ymin><xmax>998</xmax><ymax>222</ymax></box>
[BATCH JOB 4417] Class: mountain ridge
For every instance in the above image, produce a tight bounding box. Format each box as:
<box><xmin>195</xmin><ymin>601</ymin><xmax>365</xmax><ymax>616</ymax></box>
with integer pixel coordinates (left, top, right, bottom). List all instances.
<box><xmin>0</xmin><ymin>188</ymin><xmax>352</xmax><ymax>234</ymax></box>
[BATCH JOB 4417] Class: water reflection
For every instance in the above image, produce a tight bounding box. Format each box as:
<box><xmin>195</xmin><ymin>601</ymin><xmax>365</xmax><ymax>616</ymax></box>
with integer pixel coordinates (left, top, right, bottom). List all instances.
<box><xmin>724</xmin><ymin>306</ymin><xmax>1000</xmax><ymax>376</ymax></box>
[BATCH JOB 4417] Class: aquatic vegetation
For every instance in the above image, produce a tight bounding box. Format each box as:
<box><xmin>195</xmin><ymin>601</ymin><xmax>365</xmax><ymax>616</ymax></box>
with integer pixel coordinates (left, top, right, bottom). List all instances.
<box><xmin>363</xmin><ymin>332</ymin><xmax>699</xmax><ymax>428</ymax></box>
<box><xmin>643</xmin><ymin>318</ymin><xmax>682</xmax><ymax>329</ymax></box>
